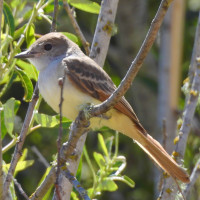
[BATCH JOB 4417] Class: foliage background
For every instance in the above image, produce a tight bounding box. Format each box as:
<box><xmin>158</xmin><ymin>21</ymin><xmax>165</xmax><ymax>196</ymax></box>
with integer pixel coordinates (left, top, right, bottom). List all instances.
<box><xmin>1</xmin><ymin>0</ymin><xmax>200</xmax><ymax>199</ymax></box>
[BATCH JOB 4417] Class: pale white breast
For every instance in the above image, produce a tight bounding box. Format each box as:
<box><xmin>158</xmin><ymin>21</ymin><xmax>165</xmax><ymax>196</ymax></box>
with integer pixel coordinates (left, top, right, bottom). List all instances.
<box><xmin>38</xmin><ymin>59</ymin><xmax>101</xmax><ymax>121</ymax></box>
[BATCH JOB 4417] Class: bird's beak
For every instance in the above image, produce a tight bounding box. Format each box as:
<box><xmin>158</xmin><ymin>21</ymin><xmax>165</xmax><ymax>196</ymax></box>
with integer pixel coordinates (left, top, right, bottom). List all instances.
<box><xmin>15</xmin><ymin>50</ymin><xmax>36</xmax><ymax>59</ymax></box>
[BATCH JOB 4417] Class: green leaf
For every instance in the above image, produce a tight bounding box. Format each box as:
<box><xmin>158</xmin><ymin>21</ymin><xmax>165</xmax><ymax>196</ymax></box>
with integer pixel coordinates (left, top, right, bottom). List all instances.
<box><xmin>15</xmin><ymin>67</ymin><xmax>33</xmax><ymax>102</ymax></box>
<box><xmin>14</xmin><ymin>25</ymin><xmax>26</xmax><ymax>40</ymax></box>
<box><xmin>71</xmin><ymin>191</ymin><xmax>79</xmax><ymax>200</ymax></box>
<box><xmin>3</xmin><ymin>160</ymin><xmax>34</xmax><ymax>174</ymax></box>
<box><xmin>98</xmin><ymin>178</ymin><xmax>118</xmax><ymax>191</ymax></box>
<box><xmin>3</xmin><ymin>98</ymin><xmax>16</xmax><ymax>137</ymax></box>
<box><xmin>61</xmin><ymin>32</ymin><xmax>81</xmax><ymax>46</ymax></box>
<box><xmin>44</xmin><ymin>3</ymin><xmax>54</xmax><ymax>13</ymax></box>
<box><xmin>121</xmin><ymin>175</ymin><xmax>135</xmax><ymax>188</ymax></box>
<box><xmin>0</xmin><ymin>72</ymin><xmax>17</xmax><ymax>92</ymax></box>
<box><xmin>68</xmin><ymin>0</ymin><xmax>100</xmax><ymax>14</ymax></box>
<box><xmin>76</xmin><ymin>154</ymin><xmax>82</xmax><ymax>181</ymax></box>
<box><xmin>105</xmin><ymin>136</ymin><xmax>114</xmax><ymax>156</ymax></box>
<box><xmin>98</xmin><ymin>133</ymin><xmax>108</xmax><ymax>157</ymax></box>
<box><xmin>26</xmin><ymin>24</ymin><xmax>36</xmax><ymax>48</ymax></box>
<box><xmin>19</xmin><ymin>148</ymin><xmax>28</xmax><ymax>162</ymax></box>
<box><xmin>1</xmin><ymin>111</ymin><xmax>7</xmax><ymax>139</ymax></box>
<box><xmin>34</xmin><ymin>113</ymin><xmax>60</xmax><ymax>127</ymax></box>
<box><xmin>3</xmin><ymin>2</ymin><xmax>15</xmax><ymax>37</ymax></box>
<box><xmin>93</xmin><ymin>152</ymin><xmax>105</xmax><ymax>169</ymax></box>
<box><xmin>16</xmin><ymin>60</ymin><xmax>38</xmax><ymax>81</ymax></box>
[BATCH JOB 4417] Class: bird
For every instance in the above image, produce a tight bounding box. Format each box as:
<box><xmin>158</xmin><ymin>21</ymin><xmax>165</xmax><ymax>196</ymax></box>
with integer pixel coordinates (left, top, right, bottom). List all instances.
<box><xmin>15</xmin><ymin>32</ymin><xmax>189</xmax><ymax>183</ymax></box>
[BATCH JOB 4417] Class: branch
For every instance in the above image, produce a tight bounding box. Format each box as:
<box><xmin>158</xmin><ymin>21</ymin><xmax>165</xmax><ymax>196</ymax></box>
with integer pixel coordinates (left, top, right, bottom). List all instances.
<box><xmin>62</xmin><ymin>0</ymin><xmax>90</xmax><ymax>55</ymax></box>
<box><xmin>61</xmin><ymin>169</ymin><xmax>90</xmax><ymax>200</ymax></box>
<box><xmin>3</xmin><ymin>84</ymin><xmax>39</xmax><ymax>198</ymax></box>
<box><xmin>30</xmin><ymin>168</ymin><xmax>56</xmax><ymax>200</ymax></box>
<box><xmin>89</xmin><ymin>0</ymin><xmax>119</xmax><ymax>67</ymax></box>
<box><xmin>51</xmin><ymin>0</ymin><xmax>59</xmax><ymax>32</ymax></box>
<box><xmin>14</xmin><ymin>178</ymin><xmax>29</xmax><ymax>200</ymax></box>
<box><xmin>55</xmin><ymin>76</ymin><xmax>66</xmax><ymax>200</ymax></box>
<box><xmin>159</xmin><ymin>11</ymin><xmax>200</xmax><ymax>200</ymax></box>
<box><xmin>183</xmin><ymin>157</ymin><xmax>200</xmax><ymax>197</ymax></box>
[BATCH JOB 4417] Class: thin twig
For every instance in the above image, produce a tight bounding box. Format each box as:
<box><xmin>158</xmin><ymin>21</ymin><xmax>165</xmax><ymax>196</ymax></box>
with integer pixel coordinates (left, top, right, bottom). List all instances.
<box><xmin>3</xmin><ymin>84</ymin><xmax>39</xmax><ymax>198</ymax></box>
<box><xmin>62</xmin><ymin>0</ymin><xmax>90</xmax><ymax>55</ymax></box>
<box><xmin>55</xmin><ymin>76</ymin><xmax>66</xmax><ymax>200</ymax></box>
<box><xmin>50</xmin><ymin>0</ymin><xmax>59</xmax><ymax>32</ymax></box>
<box><xmin>183</xmin><ymin>157</ymin><xmax>200</xmax><ymax>198</ymax></box>
<box><xmin>31</xmin><ymin>146</ymin><xmax>50</xmax><ymax>168</ymax></box>
<box><xmin>2</xmin><ymin>125</ymin><xmax>41</xmax><ymax>154</ymax></box>
<box><xmin>159</xmin><ymin>11</ymin><xmax>200</xmax><ymax>200</ymax></box>
<box><xmin>61</xmin><ymin>169</ymin><xmax>90</xmax><ymax>200</ymax></box>
<box><xmin>29</xmin><ymin>1</ymin><xmax>172</xmax><ymax>199</ymax></box>
<box><xmin>13</xmin><ymin>178</ymin><xmax>29</xmax><ymax>200</ymax></box>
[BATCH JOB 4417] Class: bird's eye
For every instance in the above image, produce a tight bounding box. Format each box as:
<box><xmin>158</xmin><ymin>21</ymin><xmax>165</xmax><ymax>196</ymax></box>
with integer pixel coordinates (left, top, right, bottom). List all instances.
<box><xmin>44</xmin><ymin>43</ymin><xmax>52</xmax><ymax>51</ymax></box>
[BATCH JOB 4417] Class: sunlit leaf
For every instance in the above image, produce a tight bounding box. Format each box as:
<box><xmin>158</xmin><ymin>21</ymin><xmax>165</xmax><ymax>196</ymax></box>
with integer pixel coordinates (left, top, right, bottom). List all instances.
<box><xmin>14</xmin><ymin>25</ymin><xmax>26</xmax><ymax>40</ymax></box>
<box><xmin>76</xmin><ymin>154</ymin><xmax>82</xmax><ymax>181</ymax></box>
<box><xmin>26</xmin><ymin>24</ymin><xmax>36</xmax><ymax>48</ymax></box>
<box><xmin>16</xmin><ymin>60</ymin><xmax>38</xmax><ymax>81</ymax></box>
<box><xmin>93</xmin><ymin>152</ymin><xmax>105</xmax><ymax>169</ymax></box>
<box><xmin>61</xmin><ymin>32</ymin><xmax>81</xmax><ymax>46</ymax></box>
<box><xmin>121</xmin><ymin>175</ymin><xmax>135</xmax><ymax>188</ymax></box>
<box><xmin>98</xmin><ymin>133</ymin><xmax>108</xmax><ymax>157</ymax></box>
<box><xmin>3</xmin><ymin>2</ymin><xmax>15</xmax><ymax>37</ymax></box>
<box><xmin>15</xmin><ymin>67</ymin><xmax>33</xmax><ymax>102</ymax></box>
<box><xmin>19</xmin><ymin>148</ymin><xmax>28</xmax><ymax>162</ymax></box>
<box><xmin>3</xmin><ymin>98</ymin><xmax>16</xmax><ymax>137</ymax></box>
<box><xmin>71</xmin><ymin>191</ymin><xmax>79</xmax><ymax>200</ymax></box>
<box><xmin>98</xmin><ymin>178</ymin><xmax>118</xmax><ymax>191</ymax></box>
<box><xmin>4</xmin><ymin>160</ymin><xmax>34</xmax><ymax>174</ymax></box>
<box><xmin>68</xmin><ymin>0</ymin><xmax>100</xmax><ymax>14</ymax></box>
<box><xmin>1</xmin><ymin>111</ymin><xmax>7</xmax><ymax>139</ymax></box>
<box><xmin>34</xmin><ymin>113</ymin><xmax>60</xmax><ymax>127</ymax></box>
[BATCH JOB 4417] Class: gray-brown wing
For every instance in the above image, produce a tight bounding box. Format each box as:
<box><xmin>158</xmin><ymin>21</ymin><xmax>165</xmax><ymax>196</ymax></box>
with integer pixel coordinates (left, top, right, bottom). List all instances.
<box><xmin>63</xmin><ymin>56</ymin><xmax>146</xmax><ymax>133</ymax></box>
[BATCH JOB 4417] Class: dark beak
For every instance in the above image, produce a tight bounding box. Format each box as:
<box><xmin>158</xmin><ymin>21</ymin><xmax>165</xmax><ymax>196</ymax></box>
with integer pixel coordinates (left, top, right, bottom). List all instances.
<box><xmin>15</xmin><ymin>50</ymin><xmax>36</xmax><ymax>59</ymax></box>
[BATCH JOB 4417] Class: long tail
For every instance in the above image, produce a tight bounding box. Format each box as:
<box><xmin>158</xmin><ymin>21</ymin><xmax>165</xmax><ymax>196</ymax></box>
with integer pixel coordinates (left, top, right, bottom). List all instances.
<box><xmin>134</xmin><ymin>131</ymin><xmax>189</xmax><ymax>183</ymax></box>
<box><xmin>104</xmin><ymin>109</ymin><xmax>190</xmax><ymax>183</ymax></box>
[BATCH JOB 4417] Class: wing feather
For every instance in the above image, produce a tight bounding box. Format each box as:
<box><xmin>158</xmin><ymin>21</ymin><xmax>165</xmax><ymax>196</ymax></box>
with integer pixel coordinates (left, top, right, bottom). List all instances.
<box><xmin>64</xmin><ymin>56</ymin><xmax>146</xmax><ymax>133</ymax></box>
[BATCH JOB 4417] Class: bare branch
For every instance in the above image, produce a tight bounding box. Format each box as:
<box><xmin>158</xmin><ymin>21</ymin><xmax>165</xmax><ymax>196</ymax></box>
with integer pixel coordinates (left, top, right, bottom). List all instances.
<box><xmin>61</xmin><ymin>169</ymin><xmax>90</xmax><ymax>200</ymax></box>
<box><xmin>13</xmin><ymin>178</ymin><xmax>29</xmax><ymax>200</ymax></box>
<box><xmin>3</xmin><ymin>84</ymin><xmax>39</xmax><ymax>198</ymax></box>
<box><xmin>89</xmin><ymin>0</ymin><xmax>119</xmax><ymax>67</ymax></box>
<box><xmin>55</xmin><ymin>76</ymin><xmax>66</xmax><ymax>200</ymax></box>
<box><xmin>62</xmin><ymin>0</ymin><xmax>90</xmax><ymax>55</ymax></box>
<box><xmin>183</xmin><ymin>157</ymin><xmax>200</xmax><ymax>198</ymax></box>
<box><xmin>51</xmin><ymin>0</ymin><xmax>59</xmax><ymax>32</ymax></box>
<box><xmin>30</xmin><ymin>168</ymin><xmax>56</xmax><ymax>200</ymax></box>
<box><xmin>159</xmin><ymin>11</ymin><xmax>200</xmax><ymax>200</ymax></box>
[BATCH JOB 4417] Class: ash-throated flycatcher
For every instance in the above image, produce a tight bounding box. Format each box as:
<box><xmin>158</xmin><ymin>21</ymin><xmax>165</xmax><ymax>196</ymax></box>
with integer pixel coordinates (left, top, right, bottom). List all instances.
<box><xmin>15</xmin><ymin>32</ymin><xmax>189</xmax><ymax>183</ymax></box>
